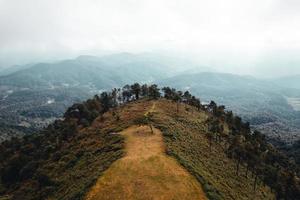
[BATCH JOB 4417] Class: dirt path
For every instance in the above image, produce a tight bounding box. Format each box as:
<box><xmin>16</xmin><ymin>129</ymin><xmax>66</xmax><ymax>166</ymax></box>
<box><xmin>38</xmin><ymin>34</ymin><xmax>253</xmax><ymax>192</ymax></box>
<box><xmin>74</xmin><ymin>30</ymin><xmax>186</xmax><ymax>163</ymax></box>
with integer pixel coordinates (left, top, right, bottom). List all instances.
<box><xmin>85</xmin><ymin>103</ymin><xmax>207</xmax><ymax>200</ymax></box>
<box><xmin>144</xmin><ymin>101</ymin><xmax>156</xmax><ymax>117</ymax></box>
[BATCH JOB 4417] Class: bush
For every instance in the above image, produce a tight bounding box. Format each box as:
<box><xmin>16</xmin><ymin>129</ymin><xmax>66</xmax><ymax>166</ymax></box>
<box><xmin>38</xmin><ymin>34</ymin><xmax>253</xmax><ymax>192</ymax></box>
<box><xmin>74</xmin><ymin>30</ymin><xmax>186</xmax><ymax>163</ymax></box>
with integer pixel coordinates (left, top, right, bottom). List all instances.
<box><xmin>36</xmin><ymin>173</ymin><xmax>54</xmax><ymax>187</ymax></box>
<box><xmin>19</xmin><ymin>161</ymin><xmax>39</xmax><ymax>180</ymax></box>
<box><xmin>1</xmin><ymin>154</ymin><xmax>29</xmax><ymax>186</ymax></box>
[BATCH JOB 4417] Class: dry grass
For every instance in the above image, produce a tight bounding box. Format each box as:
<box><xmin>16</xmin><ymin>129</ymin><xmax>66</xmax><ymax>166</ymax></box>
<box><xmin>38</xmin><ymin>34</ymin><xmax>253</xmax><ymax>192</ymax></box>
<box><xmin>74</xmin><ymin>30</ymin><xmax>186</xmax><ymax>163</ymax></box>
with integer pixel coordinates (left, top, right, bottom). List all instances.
<box><xmin>85</xmin><ymin>119</ymin><xmax>206</xmax><ymax>199</ymax></box>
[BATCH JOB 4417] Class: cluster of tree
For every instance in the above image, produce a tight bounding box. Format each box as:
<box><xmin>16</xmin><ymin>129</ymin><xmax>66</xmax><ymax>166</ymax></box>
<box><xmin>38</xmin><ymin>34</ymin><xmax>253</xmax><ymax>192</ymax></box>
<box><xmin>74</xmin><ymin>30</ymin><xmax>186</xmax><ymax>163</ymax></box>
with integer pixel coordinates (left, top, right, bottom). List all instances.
<box><xmin>0</xmin><ymin>119</ymin><xmax>77</xmax><ymax>195</ymax></box>
<box><xmin>204</xmin><ymin>100</ymin><xmax>300</xmax><ymax>199</ymax></box>
<box><xmin>277</xmin><ymin>139</ymin><xmax>300</xmax><ymax>167</ymax></box>
<box><xmin>62</xmin><ymin>83</ymin><xmax>161</xmax><ymax>127</ymax></box>
<box><xmin>162</xmin><ymin>87</ymin><xmax>201</xmax><ymax>112</ymax></box>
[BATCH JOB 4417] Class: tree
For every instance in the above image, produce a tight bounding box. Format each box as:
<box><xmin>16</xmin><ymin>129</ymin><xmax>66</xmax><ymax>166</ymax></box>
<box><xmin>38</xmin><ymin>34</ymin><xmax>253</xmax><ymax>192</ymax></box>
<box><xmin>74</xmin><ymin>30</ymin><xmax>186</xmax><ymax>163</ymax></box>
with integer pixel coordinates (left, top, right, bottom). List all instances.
<box><xmin>141</xmin><ymin>84</ymin><xmax>149</xmax><ymax>97</ymax></box>
<box><xmin>122</xmin><ymin>84</ymin><xmax>132</xmax><ymax>102</ymax></box>
<box><xmin>194</xmin><ymin>98</ymin><xmax>201</xmax><ymax>111</ymax></box>
<box><xmin>1</xmin><ymin>154</ymin><xmax>29</xmax><ymax>186</ymax></box>
<box><xmin>208</xmin><ymin>101</ymin><xmax>217</xmax><ymax>113</ymax></box>
<box><xmin>100</xmin><ymin>92</ymin><xmax>113</xmax><ymax>112</ymax></box>
<box><xmin>171</xmin><ymin>91</ymin><xmax>182</xmax><ymax>113</ymax></box>
<box><xmin>117</xmin><ymin>88</ymin><xmax>123</xmax><ymax>103</ymax></box>
<box><xmin>111</xmin><ymin>88</ymin><xmax>118</xmax><ymax>106</ymax></box>
<box><xmin>225</xmin><ymin>111</ymin><xmax>234</xmax><ymax>126</ymax></box>
<box><xmin>216</xmin><ymin>105</ymin><xmax>225</xmax><ymax>118</ymax></box>
<box><xmin>183</xmin><ymin>91</ymin><xmax>192</xmax><ymax>104</ymax></box>
<box><xmin>162</xmin><ymin>87</ymin><xmax>173</xmax><ymax>99</ymax></box>
<box><xmin>228</xmin><ymin>135</ymin><xmax>245</xmax><ymax>175</ymax></box>
<box><xmin>131</xmin><ymin>83</ymin><xmax>141</xmax><ymax>100</ymax></box>
<box><xmin>148</xmin><ymin>84</ymin><xmax>160</xmax><ymax>99</ymax></box>
<box><xmin>234</xmin><ymin>116</ymin><xmax>242</xmax><ymax>131</ymax></box>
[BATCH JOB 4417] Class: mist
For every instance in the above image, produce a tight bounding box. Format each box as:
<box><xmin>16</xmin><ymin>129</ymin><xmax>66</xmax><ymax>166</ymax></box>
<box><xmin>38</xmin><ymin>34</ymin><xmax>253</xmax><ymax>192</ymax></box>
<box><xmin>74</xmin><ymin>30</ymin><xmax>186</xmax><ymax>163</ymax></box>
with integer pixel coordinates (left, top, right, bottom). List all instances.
<box><xmin>1</xmin><ymin>0</ymin><xmax>300</xmax><ymax>77</ymax></box>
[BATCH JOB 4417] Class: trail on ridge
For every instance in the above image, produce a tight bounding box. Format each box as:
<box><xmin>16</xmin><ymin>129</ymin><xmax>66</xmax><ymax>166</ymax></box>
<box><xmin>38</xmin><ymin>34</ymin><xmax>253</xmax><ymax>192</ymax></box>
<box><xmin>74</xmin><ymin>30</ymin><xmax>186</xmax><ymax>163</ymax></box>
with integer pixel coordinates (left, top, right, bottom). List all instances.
<box><xmin>85</xmin><ymin>103</ymin><xmax>206</xmax><ymax>200</ymax></box>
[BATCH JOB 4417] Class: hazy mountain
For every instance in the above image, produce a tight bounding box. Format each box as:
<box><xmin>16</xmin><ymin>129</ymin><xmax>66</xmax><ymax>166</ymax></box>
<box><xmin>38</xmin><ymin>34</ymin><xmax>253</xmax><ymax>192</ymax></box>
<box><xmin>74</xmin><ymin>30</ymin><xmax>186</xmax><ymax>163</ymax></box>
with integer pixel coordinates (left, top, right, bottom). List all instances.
<box><xmin>0</xmin><ymin>53</ymin><xmax>174</xmax><ymax>89</ymax></box>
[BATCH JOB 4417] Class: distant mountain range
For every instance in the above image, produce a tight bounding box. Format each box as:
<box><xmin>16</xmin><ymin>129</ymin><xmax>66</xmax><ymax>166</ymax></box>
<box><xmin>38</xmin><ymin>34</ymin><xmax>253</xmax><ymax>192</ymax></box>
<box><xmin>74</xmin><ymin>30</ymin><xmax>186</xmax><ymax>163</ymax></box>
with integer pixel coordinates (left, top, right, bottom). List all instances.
<box><xmin>0</xmin><ymin>53</ymin><xmax>171</xmax><ymax>89</ymax></box>
<box><xmin>0</xmin><ymin>53</ymin><xmax>299</xmax><ymax>145</ymax></box>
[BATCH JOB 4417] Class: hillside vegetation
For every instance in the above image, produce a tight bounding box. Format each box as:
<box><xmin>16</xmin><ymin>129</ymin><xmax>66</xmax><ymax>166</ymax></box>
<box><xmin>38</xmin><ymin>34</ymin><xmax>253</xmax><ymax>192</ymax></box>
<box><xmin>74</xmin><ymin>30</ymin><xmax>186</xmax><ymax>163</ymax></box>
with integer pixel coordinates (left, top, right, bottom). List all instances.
<box><xmin>0</xmin><ymin>83</ymin><xmax>299</xmax><ymax>200</ymax></box>
<box><xmin>158</xmin><ymin>72</ymin><xmax>300</xmax><ymax>144</ymax></box>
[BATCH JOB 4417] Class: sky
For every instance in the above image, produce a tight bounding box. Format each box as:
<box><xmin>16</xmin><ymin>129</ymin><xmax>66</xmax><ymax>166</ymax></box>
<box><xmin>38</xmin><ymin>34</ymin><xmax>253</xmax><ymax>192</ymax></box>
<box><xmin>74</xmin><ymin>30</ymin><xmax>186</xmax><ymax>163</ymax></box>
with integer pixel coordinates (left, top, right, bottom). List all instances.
<box><xmin>0</xmin><ymin>0</ymin><xmax>300</xmax><ymax>77</ymax></box>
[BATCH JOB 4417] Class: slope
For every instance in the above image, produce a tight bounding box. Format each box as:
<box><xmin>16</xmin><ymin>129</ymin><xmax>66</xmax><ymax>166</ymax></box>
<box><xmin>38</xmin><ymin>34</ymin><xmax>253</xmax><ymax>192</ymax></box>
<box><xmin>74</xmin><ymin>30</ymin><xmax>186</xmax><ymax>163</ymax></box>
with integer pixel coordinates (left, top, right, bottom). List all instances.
<box><xmin>152</xmin><ymin>100</ymin><xmax>275</xmax><ymax>200</ymax></box>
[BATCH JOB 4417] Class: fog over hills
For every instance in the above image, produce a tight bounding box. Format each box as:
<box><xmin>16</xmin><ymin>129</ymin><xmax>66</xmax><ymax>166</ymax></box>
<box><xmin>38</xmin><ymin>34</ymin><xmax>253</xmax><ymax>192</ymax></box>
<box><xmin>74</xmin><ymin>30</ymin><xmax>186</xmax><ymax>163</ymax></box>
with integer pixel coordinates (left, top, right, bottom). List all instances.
<box><xmin>0</xmin><ymin>53</ymin><xmax>299</xmax><ymax>145</ymax></box>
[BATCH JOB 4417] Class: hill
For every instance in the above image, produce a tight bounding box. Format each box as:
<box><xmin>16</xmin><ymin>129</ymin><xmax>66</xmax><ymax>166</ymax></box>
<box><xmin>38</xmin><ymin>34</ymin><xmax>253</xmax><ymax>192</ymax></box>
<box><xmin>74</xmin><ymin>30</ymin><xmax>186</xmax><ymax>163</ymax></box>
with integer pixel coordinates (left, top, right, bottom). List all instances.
<box><xmin>157</xmin><ymin>72</ymin><xmax>300</xmax><ymax>144</ymax></box>
<box><xmin>0</xmin><ymin>54</ymin><xmax>168</xmax><ymax>89</ymax></box>
<box><xmin>3</xmin><ymin>84</ymin><xmax>298</xmax><ymax>199</ymax></box>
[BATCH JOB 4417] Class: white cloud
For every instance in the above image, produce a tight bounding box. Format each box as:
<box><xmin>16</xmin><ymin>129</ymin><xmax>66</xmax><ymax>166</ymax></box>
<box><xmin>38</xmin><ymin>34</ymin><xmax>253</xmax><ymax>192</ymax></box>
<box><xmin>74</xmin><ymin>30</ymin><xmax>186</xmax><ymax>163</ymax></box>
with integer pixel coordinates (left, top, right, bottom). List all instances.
<box><xmin>0</xmin><ymin>0</ymin><xmax>300</xmax><ymax>76</ymax></box>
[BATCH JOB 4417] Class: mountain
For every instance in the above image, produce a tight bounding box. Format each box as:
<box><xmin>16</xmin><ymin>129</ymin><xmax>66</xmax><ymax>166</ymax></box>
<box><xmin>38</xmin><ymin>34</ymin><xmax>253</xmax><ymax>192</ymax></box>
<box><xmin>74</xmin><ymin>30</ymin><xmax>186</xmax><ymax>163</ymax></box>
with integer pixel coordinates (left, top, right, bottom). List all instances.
<box><xmin>0</xmin><ymin>92</ymin><xmax>281</xmax><ymax>200</ymax></box>
<box><xmin>0</xmin><ymin>53</ymin><xmax>188</xmax><ymax>141</ymax></box>
<box><xmin>0</xmin><ymin>53</ymin><xmax>171</xmax><ymax>89</ymax></box>
<box><xmin>157</xmin><ymin>72</ymin><xmax>300</xmax><ymax>143</ymax></box>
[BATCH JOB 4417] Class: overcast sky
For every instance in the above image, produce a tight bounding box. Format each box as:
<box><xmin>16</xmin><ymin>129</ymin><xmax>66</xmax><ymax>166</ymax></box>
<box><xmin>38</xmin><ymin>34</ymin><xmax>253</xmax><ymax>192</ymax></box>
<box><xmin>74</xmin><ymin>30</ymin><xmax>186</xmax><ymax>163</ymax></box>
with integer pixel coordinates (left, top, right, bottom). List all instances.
<box><xmin>0</xmin><ymin>0</ymin><xmax>300</xmax><ymax>77</ymax></box>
